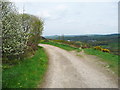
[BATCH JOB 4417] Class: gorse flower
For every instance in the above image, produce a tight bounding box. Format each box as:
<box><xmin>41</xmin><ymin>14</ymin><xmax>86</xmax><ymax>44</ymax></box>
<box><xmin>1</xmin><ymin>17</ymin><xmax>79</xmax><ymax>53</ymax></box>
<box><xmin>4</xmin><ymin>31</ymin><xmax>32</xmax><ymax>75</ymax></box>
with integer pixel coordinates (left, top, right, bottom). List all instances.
<box><xmin>94</xmin><ymin>46</ymin><xmax>110</xmax><ymax>53</ymax></box>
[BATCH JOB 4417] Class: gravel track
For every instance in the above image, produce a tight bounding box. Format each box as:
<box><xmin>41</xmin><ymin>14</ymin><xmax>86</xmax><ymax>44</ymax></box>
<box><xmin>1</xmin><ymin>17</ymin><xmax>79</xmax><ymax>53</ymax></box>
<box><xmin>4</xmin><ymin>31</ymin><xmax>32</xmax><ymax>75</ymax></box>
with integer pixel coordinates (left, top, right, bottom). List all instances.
<box><xmin>38</xmin><ymin>44</ymin><xmax>118</xmax><ymax>88</ymax></box>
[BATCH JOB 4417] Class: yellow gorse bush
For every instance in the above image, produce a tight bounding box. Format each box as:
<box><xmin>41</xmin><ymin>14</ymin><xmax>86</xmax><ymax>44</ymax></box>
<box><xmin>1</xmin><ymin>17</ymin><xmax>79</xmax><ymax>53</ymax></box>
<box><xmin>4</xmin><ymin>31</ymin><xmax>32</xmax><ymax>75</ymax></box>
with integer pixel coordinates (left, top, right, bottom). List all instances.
<box><xmin>94</xmin><ymin>46</ymin><xmax>110</xmax><ymax>53</ymax></box>
<box><xmin>94</xmin><ymin>46</ymin><xmax>102</xmax><ymax>51</ymax></box>
<box><xmin>101</xmin><ymin>49</ymin><xmax>110</xmax><ymax>53</ymax></box>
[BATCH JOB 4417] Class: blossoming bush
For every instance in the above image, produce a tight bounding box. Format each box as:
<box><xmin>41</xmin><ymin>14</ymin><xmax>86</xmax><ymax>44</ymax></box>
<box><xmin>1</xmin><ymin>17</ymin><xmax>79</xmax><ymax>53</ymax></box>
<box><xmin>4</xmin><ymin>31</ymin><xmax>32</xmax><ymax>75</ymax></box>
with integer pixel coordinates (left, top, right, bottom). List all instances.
<box><xmin>1</xmin><ymin>1</ymin><xmax>43</xmax><ymax>62</ymax></box>
<box><xmin>2</xmin><ymin>1</ymin><xmax>26</xmax><ymax>60</ymax></box>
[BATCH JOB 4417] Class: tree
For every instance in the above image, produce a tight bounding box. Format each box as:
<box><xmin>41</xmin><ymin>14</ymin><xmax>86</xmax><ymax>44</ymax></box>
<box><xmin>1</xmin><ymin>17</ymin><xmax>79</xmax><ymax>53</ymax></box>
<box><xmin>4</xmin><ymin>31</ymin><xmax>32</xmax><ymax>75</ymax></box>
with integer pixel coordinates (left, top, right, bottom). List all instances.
<box><xmin>1</xmin><ymin>0</ymin><xmax>44</xmax><ymax>61</ymax></box>
<box><xmin>19</xmin><ymin>14</ymin><xmax>44</xmax><ymax>51</ymax></box>
<box><xmin>1</xmin><ymin>1</ymin><xmax>25</xmax><ymax>59</ymax></box>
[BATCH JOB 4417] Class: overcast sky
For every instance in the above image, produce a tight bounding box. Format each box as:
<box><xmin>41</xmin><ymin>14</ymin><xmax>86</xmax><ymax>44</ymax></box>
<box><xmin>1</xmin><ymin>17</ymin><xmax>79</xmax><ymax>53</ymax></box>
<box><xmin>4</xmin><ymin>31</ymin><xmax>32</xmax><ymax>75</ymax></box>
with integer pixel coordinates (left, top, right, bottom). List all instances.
<box><xmin>12</xmin><ymin>0</ymin><xmax>118</xmax><ymax>36</ymax></box>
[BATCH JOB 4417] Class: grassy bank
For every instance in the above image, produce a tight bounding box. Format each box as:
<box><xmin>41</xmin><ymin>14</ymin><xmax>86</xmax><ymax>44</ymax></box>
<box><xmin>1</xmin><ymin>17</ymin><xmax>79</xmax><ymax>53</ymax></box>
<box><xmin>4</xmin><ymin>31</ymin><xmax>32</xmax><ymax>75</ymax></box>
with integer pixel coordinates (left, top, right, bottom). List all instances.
<box><xmin>2</xmin><ymin>46</ymin><xmax>48</xmax><ymax>88</ymax></box>
<box><xmin>41</xmin><ymin>40</ymin><xmax>119</xmax><ymax>75</ymax></box>
<box><xmin>84</xmin><ymin>48</ymin><xmax>118</xmax><ymax>74</ymax></box>
<box><xmin>41</xmin><ymin>41</ymin><xmax>81</xmax><ymax>52</ymax></box>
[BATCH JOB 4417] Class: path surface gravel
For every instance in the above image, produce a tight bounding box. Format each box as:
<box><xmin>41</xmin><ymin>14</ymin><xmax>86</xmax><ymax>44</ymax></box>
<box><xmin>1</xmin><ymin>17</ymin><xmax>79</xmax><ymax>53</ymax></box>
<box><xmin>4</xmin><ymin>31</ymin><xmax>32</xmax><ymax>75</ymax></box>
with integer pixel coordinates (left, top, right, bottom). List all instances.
<box><xmin>38</xmin><ymin>44</ymin><xmax>118</xmax><ymax>88</ymax></box>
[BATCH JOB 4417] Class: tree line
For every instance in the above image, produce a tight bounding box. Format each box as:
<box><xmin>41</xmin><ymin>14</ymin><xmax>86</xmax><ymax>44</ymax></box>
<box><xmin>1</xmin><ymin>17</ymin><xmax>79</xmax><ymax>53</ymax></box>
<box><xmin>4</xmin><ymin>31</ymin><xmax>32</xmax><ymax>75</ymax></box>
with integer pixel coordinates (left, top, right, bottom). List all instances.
<box><xmin>1</xmin><ymin>0</ymin><xmax>44</xmax><ymax>63</ymax></box>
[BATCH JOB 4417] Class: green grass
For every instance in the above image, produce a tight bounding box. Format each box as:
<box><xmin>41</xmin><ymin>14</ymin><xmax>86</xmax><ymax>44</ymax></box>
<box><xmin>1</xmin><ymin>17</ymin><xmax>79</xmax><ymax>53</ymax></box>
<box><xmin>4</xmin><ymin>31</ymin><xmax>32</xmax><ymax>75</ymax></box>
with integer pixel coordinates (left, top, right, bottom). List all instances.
<box><xmin>41</xmin><ymin>40</ymin><xmax>119</xmax><ymax>75</ymax></box>
<box><xmin>84</xmin><ymin>48</ymin><xmax>119</xmax><ymax>74</ymax></box>
<box><xmin>41</xmin><ymin>41</ymin><xmax>81</xmax><ymax>51</ymax></box>
<box><xmin>2</xmin><ymin>46</ymin><xmax>48</xmax><ymax>88</ymax></box>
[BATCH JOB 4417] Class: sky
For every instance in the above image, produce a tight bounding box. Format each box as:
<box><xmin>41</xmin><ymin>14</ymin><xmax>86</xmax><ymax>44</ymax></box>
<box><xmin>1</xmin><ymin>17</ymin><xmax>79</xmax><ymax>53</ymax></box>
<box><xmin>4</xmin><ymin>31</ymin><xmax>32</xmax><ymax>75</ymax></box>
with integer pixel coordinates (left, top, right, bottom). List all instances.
<box><xmin>11</xmin><ymin>0</ymin><xmax>118</xmax><ymax>36</ymax></box>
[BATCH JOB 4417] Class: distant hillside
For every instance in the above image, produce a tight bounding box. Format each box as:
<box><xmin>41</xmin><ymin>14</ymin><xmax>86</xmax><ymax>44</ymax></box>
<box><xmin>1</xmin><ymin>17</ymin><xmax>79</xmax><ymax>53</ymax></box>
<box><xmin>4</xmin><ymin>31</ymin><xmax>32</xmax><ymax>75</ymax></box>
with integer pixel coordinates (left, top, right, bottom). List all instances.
<box><xmin>45</xmin><ymin>34</ymin><xmax>119</xmax><ymax>55</ymax></box>
<box><xmin>45</xmin><ymin>34</ymin><xmax>119</xmax><ymax>42</ymax></box>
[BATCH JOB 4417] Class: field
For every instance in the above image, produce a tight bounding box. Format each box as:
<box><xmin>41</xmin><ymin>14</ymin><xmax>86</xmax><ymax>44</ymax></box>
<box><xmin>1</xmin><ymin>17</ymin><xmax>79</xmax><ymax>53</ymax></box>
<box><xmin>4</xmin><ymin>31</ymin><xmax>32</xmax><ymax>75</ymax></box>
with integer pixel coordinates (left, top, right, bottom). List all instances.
<box><xmin>84</xmin><ymin>48</ymin><xmax>119</xmax><ymax>75</ymax></box>
<box><xmin>2</xmin><ymin>46</ymin><xmax>48</xmax><ymax>88</ymax></box>
<box><xmin>41</xmin><ymin>40</ymin><xmax>119</xmax><ymax>75</ymax></box>
<box><xmin>45</xmin><ymin>34</ymin><xmax>119</xmax><ymax>55</ymax></box>
<box><xmin>41</xmin><ymin>40</ymin><xmax>81</xmax><ymax>52</ymax></box>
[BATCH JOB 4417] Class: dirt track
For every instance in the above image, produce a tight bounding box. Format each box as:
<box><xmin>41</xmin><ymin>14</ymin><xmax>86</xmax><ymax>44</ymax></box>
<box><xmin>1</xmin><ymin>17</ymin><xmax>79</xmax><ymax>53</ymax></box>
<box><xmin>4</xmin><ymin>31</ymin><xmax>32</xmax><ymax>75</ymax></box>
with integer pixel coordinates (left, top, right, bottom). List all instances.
<box><xmin>38</xmin><ymin>44</ymin><xmax>118</xmax><ymax>88</ymax></box>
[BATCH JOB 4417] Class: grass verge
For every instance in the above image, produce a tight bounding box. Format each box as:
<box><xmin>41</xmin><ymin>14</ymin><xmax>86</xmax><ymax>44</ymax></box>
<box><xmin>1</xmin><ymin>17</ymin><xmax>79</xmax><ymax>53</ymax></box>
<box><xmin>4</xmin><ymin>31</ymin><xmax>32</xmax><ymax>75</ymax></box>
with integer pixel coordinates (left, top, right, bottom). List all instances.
<box><xmin>84</xmin><ymin>48</ymin><xmax>119</xmax><ymax>75</ymax></box>
<box><xmin>41</xmin><ymin>41</ymin><xmax>81</xmax><ymax>52</ymax></box>
<box><xmin>2</xmin><ymin>46</ymin><xmax>48</xmax><ymax>88</ymax></box>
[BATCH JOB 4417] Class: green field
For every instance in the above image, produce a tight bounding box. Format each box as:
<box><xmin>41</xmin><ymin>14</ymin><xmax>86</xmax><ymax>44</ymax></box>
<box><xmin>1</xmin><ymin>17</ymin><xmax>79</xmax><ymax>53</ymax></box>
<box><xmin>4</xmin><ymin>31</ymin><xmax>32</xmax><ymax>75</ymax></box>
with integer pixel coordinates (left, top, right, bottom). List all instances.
<box><xmin>41</xmin><ymin>40</ymin><xmax>119</xmax><ymax>75</ymax></box>
<box><xmin>2</xmin><ymin>46</ymin><xmax>48</xmax><ymax>88</ymax></box>
<box><xmin>84</xmin><ymin>48</ymin><xmax>119</xmax><ymax>75</ymax></box>
<box><xmin>41</xmin><ymin>40</ymin><xmax>81</xmax><ymax>52</ymax></box>
<box><xmin>45</xmin><ymin>34</ymin><xmax>119</xmax><ymax>55</ymax></box>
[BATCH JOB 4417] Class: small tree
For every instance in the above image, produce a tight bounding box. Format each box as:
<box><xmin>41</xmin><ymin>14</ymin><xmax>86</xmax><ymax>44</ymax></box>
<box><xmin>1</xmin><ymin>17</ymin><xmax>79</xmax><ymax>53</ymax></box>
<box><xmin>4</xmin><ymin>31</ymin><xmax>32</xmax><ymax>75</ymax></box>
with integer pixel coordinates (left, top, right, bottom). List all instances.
<box><xmin>1</xmin><ymin>1</ymin><xmax>27</xmax><ymax>60</ymax></box>
<box><xmin>19</xmin><ymin>14</ymin><xmax>44</xmax><ymax>51</ymax></box>
<box><xmin>1</xmin><ymin>0</ymin><xmax>44</xmax><ymax>61</ymax></box>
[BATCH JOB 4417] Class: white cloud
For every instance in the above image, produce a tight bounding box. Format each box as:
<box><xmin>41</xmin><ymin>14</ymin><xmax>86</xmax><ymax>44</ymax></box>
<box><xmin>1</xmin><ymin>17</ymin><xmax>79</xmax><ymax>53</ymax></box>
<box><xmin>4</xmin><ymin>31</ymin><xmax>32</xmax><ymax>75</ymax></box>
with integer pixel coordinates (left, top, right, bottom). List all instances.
<box><xmin>36</xmin><ymin>10</ymin><xmax>51</xmax><ymax>20</ymax></box>
<box><xmin>13</xmin><ymin>2</ymin><xmax>118</xmax><ymax>35</ymax></box>
<box><xmin>39</xmin><ymin>11</ymin><xmax>51</xmax><ymax>18</ymax></box>
<box><xmin>66</xmin><ymin>19</ymin><xmax>75</xmax><ymax>23</ymax></box>
<box><xmin>35</xmin><ymin>4</ymin><xmax>68</xmax><ymax>21</ymax></box>
<box><xmin>56</xmin><ymin>4</ymin><xmax>68</xmax><ymax>11</ymax></box>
